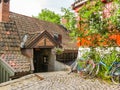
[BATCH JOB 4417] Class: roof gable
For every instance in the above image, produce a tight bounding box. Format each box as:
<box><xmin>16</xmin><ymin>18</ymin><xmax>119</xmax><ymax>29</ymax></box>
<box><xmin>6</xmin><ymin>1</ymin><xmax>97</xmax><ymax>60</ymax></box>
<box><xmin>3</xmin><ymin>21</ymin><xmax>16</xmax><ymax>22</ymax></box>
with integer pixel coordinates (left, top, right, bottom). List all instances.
<box><xmin>36</xmin><ymin>37</ymin><xmax>55</xmax><ymax>47</ymax></box>
<box><xmin>26</xmin><ymin>30</ymin><xmax>59</xmax><ymax>48</ymax></box>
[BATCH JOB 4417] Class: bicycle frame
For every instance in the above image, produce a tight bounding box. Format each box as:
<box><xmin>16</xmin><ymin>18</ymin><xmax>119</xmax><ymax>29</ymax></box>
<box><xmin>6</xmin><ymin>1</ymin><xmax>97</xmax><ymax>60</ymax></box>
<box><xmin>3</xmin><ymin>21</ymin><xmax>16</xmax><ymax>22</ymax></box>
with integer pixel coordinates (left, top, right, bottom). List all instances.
<box><xmin>99</xmin><ymin>56</ymin><xmax>119</xmax><ymax>76</ymax></box>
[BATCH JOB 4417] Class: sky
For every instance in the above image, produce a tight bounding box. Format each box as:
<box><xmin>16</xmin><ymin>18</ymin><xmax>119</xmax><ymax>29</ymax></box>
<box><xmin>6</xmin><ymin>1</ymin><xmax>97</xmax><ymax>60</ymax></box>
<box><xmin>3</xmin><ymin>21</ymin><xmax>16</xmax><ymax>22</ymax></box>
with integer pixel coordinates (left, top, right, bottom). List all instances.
<box><xmin>10</xmin><ymin>0</ymin><xmax>75</xmax><ymax>17</ymax></box>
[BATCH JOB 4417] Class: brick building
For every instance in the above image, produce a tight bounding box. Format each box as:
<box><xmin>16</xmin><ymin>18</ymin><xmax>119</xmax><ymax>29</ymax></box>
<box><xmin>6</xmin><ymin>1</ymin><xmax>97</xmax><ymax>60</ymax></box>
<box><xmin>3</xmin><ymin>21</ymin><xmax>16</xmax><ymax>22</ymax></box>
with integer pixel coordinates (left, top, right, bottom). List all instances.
<box><xmin>0</xmin><ymin>0</ymin><xmax>78</xmax><ymax>83</ymax></box>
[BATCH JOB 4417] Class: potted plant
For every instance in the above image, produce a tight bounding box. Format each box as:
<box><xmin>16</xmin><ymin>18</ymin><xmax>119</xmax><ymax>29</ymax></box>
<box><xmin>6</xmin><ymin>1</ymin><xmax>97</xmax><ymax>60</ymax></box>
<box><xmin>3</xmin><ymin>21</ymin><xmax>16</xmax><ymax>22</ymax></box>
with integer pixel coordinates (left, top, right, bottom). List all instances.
<box><xmin>54</xmin><ymin>47</ymin><xmax>64</xmax><ymax>55</ymax></box>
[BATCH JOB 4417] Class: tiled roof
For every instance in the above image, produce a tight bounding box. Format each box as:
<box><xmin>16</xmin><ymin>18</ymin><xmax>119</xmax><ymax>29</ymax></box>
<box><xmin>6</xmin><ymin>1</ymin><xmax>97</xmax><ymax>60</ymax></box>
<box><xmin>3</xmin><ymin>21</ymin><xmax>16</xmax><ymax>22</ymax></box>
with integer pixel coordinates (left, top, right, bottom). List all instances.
<box><xmin>0</xmin><ymin>21</ymin><xmax>31</xmax><ymax>73</ymax></box>
<box><xmin>0</xmin><ymin>53</ymin><xmax>30</xmax><ymax>72</ymax></box>
<box><xmin>9</xmin><ymin>12</ymin><xmax>78</xmax><ymax>50</ymax></box>
<box><xmin>0</xmin><ymin>22</ymin><xmax>20</xmax><ymax>54</ymax></box>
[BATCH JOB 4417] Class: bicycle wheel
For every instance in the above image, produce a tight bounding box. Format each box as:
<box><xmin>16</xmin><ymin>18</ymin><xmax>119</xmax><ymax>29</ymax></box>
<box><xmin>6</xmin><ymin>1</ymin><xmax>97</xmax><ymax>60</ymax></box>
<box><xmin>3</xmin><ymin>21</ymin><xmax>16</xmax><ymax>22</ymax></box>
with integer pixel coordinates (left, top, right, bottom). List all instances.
<box><xmin>82</xmin><ymin>61</ymin><xmax>95</xmax><ymax>78</ymax></box>
<box><xmin>111</xmin><ymin>67</ymin><xmax>120</xmax><ymax>84</ymax></box>
<box><xmin>89</xmin><ymin>64</ymin><xmax>100</xmax><ymax>78</ymax></box>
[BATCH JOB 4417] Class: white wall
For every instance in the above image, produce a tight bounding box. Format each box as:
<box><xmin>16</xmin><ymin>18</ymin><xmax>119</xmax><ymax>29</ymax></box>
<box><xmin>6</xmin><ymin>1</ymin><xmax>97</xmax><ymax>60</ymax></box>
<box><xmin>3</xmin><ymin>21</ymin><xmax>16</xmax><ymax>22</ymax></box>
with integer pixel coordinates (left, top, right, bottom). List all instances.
<box><xmin>54</xmin><ymin>60</ymin><xmax>71</xmax><ymax>71</ymax></box>
<box><xmin>49</xmin><ymin>49</ymin><xmax>70</xmax><ymax>71</ymax></box>
<box><xmin>48</xmin><ymin>51</ymin><xmax>55</xmax><ymax>71</ymax></box>
<box><xmin>77</xmin><ymin>47</ymin><xmax>120</xmax><ymax>58</ymax></box>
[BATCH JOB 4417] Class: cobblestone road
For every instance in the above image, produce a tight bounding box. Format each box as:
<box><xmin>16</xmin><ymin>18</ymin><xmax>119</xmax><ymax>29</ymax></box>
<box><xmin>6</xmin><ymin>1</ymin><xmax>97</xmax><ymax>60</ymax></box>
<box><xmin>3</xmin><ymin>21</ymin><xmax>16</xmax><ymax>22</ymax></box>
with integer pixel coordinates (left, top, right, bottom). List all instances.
<box><xmin>0</xmin><ymin>71</ymin><xmax>120</xmax><ymax>90</ymax></box>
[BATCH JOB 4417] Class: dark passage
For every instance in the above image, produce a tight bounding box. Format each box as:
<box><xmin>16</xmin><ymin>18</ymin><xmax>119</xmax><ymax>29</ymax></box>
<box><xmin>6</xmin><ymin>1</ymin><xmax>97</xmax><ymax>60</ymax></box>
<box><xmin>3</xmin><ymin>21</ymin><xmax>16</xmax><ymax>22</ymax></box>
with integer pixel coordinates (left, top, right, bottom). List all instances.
<box><xmin>33</xmin><ymin>48</ymin><xmax>49</xmax><ymax>73</ymax></box>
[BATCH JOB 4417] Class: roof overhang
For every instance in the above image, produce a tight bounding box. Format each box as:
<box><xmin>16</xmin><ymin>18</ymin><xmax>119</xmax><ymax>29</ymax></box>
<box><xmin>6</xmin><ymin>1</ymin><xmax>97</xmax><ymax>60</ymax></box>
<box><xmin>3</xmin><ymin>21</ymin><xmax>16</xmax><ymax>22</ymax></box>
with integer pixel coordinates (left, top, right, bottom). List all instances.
<box><xmin>25</xmin><ymin>30</ymin><xmax>60</xmax><ymax>48</ymax></box>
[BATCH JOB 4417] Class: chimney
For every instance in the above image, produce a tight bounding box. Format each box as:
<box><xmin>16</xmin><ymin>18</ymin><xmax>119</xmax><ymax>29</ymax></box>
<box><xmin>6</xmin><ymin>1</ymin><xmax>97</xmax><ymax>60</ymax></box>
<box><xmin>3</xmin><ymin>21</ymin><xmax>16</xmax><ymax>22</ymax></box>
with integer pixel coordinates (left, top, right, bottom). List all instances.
<box><xmin>58</xmin><ymin>34</ymin><xmax>62</xmax><ymax>43</ymax></box>
<box><xmin>0</xmin><ymin>0</ymin><xmax>10</xmax><ymax>22</ymax></box>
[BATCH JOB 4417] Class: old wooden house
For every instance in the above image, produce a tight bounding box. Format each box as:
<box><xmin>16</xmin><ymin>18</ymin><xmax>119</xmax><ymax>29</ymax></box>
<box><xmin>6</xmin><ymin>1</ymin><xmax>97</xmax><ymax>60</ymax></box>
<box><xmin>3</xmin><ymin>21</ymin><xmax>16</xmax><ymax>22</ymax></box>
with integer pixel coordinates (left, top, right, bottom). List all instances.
<box><xmin>0</xmin><ymin>0</ymin><xmax>78</xmax><ymax>83</ymax></box>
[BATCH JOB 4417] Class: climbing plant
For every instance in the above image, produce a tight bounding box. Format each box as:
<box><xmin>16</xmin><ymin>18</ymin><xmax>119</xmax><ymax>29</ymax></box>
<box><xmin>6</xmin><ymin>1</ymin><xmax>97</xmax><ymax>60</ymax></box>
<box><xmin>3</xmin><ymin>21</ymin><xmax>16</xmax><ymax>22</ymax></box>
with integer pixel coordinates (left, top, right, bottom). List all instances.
<box><xmin>74</xmin><ymin>0</ymin><xmax>120</xmax><ymax>47</ymax></box>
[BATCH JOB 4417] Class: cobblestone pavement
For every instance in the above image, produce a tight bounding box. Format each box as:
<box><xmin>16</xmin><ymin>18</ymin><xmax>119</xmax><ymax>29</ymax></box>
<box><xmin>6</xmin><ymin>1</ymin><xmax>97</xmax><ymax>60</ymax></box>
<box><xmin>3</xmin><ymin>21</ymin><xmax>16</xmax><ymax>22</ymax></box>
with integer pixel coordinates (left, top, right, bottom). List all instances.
<box><xmin>0</xmin><ymin>71</ymin><xmax>120</xmax><ymax>90</ymax></box>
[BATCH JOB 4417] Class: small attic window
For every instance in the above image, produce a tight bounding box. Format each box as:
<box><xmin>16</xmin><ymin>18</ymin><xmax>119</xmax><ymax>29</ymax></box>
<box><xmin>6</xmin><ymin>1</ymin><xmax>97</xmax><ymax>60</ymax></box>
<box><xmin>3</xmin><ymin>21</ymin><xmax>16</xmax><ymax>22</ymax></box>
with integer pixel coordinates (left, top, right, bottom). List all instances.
<box><xmin>54</xmin><ymin>33</ymin><xmax>58</xmax><ymax>41</ymax></box>
<box><xmin>4</xmin><ymin>0</ymin><xmax>9</xmax><ymax>3</ymax></box>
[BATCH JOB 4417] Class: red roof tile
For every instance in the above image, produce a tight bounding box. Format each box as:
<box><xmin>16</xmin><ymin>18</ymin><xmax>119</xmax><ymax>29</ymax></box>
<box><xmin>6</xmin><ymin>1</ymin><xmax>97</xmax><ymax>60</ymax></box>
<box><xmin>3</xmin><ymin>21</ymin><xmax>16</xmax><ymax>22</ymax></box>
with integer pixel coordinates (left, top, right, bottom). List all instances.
<box><xmin>0</xmin><ymin>53</ymin><xmax>30</xmax><ymax>72</ymax></box>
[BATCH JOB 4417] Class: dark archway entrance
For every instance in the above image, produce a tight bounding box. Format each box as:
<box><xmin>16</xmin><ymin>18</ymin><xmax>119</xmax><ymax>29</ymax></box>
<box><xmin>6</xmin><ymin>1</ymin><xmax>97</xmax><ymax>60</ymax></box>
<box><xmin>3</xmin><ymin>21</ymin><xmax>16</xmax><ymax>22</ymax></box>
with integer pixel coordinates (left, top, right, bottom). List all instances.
<box><xmin>33</xmin><ymin>48</ymin><xmax>51</xmax><ymax>73</ymax></box>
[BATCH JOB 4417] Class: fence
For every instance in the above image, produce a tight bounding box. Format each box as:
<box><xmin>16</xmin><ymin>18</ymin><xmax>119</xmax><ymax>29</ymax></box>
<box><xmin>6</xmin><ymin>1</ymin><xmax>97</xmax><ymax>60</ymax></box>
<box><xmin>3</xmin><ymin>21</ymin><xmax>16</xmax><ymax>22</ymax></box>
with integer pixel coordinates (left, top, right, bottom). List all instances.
<box><xmin>0</xmin><ymin>59</ymin><xmax>14</xmax><ymax>83</ymax></box>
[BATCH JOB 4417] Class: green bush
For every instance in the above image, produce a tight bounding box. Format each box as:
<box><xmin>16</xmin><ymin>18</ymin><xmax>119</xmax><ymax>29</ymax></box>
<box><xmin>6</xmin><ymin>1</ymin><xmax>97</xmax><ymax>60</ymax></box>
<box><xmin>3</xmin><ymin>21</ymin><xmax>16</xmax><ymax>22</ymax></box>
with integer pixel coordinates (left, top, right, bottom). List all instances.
<box><xmin>82</xmin><ymin>47</ymin><xmax>119</xmax><ymax>81</ymax></box>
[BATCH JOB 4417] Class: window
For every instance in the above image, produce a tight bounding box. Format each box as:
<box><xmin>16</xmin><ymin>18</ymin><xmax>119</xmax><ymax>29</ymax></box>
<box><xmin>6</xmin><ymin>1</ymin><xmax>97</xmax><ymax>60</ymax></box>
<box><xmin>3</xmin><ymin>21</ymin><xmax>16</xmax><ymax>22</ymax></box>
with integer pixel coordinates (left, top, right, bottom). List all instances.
<box><xmin>54</xmin><ymin>33</ymin><xmax>58</xmax><ymax>41</ymax></box>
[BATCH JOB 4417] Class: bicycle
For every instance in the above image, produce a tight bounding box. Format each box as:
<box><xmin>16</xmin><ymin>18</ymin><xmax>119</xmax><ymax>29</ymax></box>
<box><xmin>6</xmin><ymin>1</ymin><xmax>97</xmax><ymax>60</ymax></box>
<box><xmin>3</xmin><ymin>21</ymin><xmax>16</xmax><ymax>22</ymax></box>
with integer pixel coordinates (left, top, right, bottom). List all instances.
<box><xmin>111</xmin><ymin>54</ymin><xmax>120</xmax><ymax>84</ymax></box>
<box><xmin>81</xmin><ymin>59</ymin><xmax>95</xmax><ymax>78</ymax></box>
<box><xmin>89</xmin><ymin>54</ymin><xmax>120</xmax><ymax>84</ymax></box>
<box><xmin>88</xmin><ymin>56</ymin><xmax>104</xmax><ymax>79</ymax></box>
<box><xmin>68</xmin><ymin>57</ymin><xmax>95</xmax><ymax>78</ymax></box>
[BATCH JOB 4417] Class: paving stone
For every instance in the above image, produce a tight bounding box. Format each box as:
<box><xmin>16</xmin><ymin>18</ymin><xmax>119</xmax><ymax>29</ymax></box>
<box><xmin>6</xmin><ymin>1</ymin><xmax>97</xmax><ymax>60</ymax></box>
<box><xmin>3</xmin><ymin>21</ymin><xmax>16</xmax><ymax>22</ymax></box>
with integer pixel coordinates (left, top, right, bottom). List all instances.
<box><xmin>0</xmin><ymin>71</ymin><xmax>120</xmax><ymax>90</ymax></box>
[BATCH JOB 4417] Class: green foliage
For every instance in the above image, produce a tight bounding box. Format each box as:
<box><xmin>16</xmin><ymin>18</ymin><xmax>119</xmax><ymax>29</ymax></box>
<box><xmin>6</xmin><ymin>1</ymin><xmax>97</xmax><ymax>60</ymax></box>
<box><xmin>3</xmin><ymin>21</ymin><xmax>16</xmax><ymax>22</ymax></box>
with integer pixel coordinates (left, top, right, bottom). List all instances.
<box><xmin>36</xmin><ymin>9</ymin><xmax>61</xmax><ymax>24</ymax></box>
<box><xmin>97</xmin><ymin>49</ymin><xmax>119</xmax><ymax>81</ymax></box>
<box><xmin>35</xmin><ymin>8</ymin><xmax>77</xmax><ymax>39</ymax></box>
<box><xmin>110</xmin><ymin>1</ymin><xmax>120</xmax><ymax>32</ymax></box>
<box><xmin>82</xmin><ymin>48</ymin><xmax>101</xmax><ymax>61</ymax></box>
<box><xmin>79</xmin><ymin>0</ymin><xmax>103</xmax><ymax>19</ymax></box>
<box><xmin>55</xmin><ymin>47</ymin><xmax>64</xmax><ymax>55</ymax></box>
<box><xmin>61</xmin><ymin>8</ymin><xmax>77</xmax><ymax>38</ymax></box>
<box><xmin>83</xmin><ymin>48</ymin><xmax>119</xmax><ymax>81</ymax></box>
<box><xmin>75</xmin><ymin>0</ymin><xmax>120</xmax><ymax>46</ymax></box>
<box><xmin>61</xmin><ymin>7</ymin><xmax>76</xmax><ymax>30</ymax></box>
<box><xmin>79</xmin><ymin>0</ymin><xmax>109</xmax><ymax>35</ymax></box>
